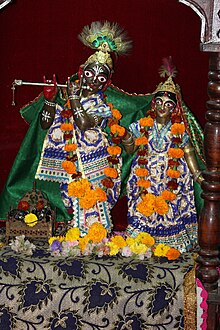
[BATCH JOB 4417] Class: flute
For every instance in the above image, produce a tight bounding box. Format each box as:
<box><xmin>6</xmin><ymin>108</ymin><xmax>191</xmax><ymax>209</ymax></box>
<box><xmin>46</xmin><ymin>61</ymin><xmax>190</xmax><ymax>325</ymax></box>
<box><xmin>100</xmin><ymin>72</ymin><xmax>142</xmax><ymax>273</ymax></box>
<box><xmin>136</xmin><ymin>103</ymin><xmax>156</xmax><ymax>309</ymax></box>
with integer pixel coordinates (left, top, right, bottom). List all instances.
<box><xmin>11</xmin><ymin>79</ymin><xmax>68</xmax><ymax>106</ymax></box>
<box><xmin>12</xmin><ymin>79</ymin><xmax>67</xmax><ymax>88</ymax></box>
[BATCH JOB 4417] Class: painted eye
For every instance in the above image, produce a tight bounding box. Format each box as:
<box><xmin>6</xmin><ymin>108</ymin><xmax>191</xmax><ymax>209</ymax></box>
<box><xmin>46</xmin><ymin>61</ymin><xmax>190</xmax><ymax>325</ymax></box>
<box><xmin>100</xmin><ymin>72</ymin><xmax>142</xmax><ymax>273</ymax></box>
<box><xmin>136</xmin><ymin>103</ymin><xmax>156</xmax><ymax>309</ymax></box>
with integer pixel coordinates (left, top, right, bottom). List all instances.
<box><xmin>155</xmin><ymin>98</ymin><xmax>162</xmax><ymax>106</ymax></box>
<box><xmin>98</xmin><ymin>75</ymin><xmax>107</xmax><ymax>83</ymax></box>
<box><xmin>165</xmin><ymin>101</ymin><xmax>175</xmax><ymax>109</ymax></box>
<box><xmin>84</xmin><ymin>70</ymin><xmax>93</xmax><ymax>78</ymax></box>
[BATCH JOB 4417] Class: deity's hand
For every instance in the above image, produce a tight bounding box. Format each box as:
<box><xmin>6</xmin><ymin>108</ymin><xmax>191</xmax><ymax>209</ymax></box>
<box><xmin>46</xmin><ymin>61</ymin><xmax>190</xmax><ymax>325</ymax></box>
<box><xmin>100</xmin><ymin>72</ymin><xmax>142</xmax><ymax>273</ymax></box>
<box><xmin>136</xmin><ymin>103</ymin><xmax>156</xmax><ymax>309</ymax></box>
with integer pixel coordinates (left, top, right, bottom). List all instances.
<box><xmin>67</xmin><ymin>77</ymin><xmax>80</xmax><ymax>99</ymax></box>
<box><xmin>43</xmin><ymin>74</ymin><xmax>57</xmax><ymax>102</ymax></box>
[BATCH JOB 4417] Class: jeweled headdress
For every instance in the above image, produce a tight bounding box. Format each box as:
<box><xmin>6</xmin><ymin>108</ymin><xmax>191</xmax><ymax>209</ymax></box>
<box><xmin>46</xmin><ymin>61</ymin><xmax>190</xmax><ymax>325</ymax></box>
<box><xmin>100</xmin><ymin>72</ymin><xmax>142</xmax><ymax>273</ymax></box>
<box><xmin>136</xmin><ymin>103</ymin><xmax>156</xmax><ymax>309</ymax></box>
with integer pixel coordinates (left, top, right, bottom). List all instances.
<box><xmin>78</xmin><ymin>21</ymin><xmax>132</xmax><ymax>69</ymax></box>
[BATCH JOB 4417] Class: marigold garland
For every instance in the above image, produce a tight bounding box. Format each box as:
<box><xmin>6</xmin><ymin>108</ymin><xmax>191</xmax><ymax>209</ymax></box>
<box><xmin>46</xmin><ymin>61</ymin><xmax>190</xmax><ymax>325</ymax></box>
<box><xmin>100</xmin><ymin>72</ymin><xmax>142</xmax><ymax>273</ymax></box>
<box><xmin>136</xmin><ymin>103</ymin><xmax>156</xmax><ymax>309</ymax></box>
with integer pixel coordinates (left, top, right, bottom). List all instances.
<box><xmin>135</xmin><ymin>110</ymin><xmax>186</xmax><ymax>217</ymax></box>
<box><xmin>61</xmin><ymin>100</ymin><xmax>124</xmax><ymax>210</ymax></box>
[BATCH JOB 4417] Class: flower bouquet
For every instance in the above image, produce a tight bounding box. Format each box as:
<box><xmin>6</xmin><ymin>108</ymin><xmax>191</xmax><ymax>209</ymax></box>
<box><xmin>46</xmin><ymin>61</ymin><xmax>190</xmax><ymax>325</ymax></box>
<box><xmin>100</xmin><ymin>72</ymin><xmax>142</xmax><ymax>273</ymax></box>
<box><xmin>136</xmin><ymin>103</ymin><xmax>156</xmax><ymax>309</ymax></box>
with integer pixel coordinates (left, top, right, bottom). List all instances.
<box><xmin>49</xmin><ymin>222</ymin><xmax>180</xmax><ymax>261</ymax></box>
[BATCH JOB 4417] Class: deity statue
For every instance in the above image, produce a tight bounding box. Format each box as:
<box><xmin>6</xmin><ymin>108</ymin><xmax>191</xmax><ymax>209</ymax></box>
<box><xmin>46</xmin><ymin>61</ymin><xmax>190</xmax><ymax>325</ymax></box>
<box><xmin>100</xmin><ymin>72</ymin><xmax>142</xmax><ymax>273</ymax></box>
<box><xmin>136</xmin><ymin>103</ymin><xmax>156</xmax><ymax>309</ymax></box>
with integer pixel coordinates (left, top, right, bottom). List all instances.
<box><xmin>0</xmin><ymin>21</ymin><xmax>132</xmax><ymax>235</ymax></box>
<box><xmin>125</xmin><ymin>58</ymin><xmax>205</xmax><ymax>252</ymax></box>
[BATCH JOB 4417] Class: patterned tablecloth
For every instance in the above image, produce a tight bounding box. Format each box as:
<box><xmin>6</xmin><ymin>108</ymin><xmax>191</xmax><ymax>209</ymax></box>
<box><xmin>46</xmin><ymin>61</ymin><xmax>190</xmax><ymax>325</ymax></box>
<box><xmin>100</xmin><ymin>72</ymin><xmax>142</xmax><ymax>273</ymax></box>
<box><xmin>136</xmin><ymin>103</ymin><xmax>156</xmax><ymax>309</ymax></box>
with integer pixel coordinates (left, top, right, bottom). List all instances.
<box><xmin>0</xmin><ymin>241</ymin><xmax>194</xmax><ymax>330</ymax></box>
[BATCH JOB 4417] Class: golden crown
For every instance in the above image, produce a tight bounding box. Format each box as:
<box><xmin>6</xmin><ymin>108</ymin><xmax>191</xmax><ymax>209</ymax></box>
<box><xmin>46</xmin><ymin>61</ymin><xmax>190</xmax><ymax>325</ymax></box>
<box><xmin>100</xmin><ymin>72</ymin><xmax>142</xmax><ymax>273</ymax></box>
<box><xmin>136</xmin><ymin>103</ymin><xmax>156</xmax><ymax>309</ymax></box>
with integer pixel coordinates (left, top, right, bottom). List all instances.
<box><xmin>154</xmin><ymin>76</ymin><xmax>177</xmax><ymax>94</ymax></box>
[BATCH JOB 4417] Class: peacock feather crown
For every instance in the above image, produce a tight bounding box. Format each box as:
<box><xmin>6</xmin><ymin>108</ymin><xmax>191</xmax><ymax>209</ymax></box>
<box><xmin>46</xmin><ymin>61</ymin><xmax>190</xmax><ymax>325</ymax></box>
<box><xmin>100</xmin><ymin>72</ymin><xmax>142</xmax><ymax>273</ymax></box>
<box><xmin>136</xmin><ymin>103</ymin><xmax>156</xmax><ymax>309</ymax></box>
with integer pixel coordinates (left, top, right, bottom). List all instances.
<box><xmin>78</xmin><ymin>21</ymin><xmax>132</xmax><ymax>69</ymax></box>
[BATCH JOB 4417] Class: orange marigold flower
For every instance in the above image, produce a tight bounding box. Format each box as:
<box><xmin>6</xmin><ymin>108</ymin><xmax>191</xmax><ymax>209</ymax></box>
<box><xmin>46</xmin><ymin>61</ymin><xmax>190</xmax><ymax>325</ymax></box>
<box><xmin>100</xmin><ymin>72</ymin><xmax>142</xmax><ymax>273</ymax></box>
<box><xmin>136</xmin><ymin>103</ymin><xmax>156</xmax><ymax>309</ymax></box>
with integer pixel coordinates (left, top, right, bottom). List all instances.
<box><xmin>166</xmin><ymin>247</ymin><xmax>181</xmax><ymax>260</ymax></box>
<box><xmin>168</xmin><ymin>148</ymin><xmax>184</xmax><ymax>159</ymax></box>
<box><xmin>60</xmin><ymin>123</ymin><xmax>74</xmax><ymax>132</ymax></box>
<box><xmin>87</xmin><ymin>222</ymin><xmax>107</xmax><ymax>243</ymax></box>
<box><xmin>161</xmin><ymin>190</ymin><xmax>176</xmax><ymax>201</ymax></box>
<box><xmin>110</xmin><ymin>124</ymin><xmax>125</xmax><ymax>137</ymax></box>
<box><xmin>111</xmin><ymin>235</ymin><xmax>127</xmax><ymax>248</ymax></box>
<box><xmin>136</xmin><ymin>232</ymin><xmax>155</xmax><ymax>246</ymax></box>
<box><xmin>154</xmin><ymin>196</ymin><xmax>169</xmax><ymax>215</ymax></box>
<box><xmin>94</xmin><ymin>187</ymin><xmax>107</xmax><ymax>202</ymax></box>
<box><xmin>136</xmin><ymin>178</ymin><xmax>151</xmax><ymax>189</ymax></box>
<box><xmin>142</xmin><ymin>193</ymin><xmax>156</xmax><ymax>205</ymax></box>
<box><xmin>64</xmin><ymin>143</ymin><xmax>77</xmax><ymax>152</ymax></box>
<box><xmin>79</xmin><ymin>192</ymin><xmax>97</xmax><ymax>209</ymax></box>
<box><xmin>139</xmin><ymin>117</ymin><xmax>154</xmax><ymax>127</ymax></box>
<box><xmin>62</xmin><ymin>160</ymin><xmax>77</xmax><ymax>174</ymax></box>
<box><xmin>166</xmin><ymin>168</ymin><xmax>181</xmax><ymax>179</ymax></box>
<box><xmin>171</xmin><ymin>123</ymin><xmax>185</xmax><ymax>135</ymax></box>
<box><xmin>112</xmin><ymin>109</ymin><xmax>122</xmax><ymax>120</ymax></box>
<box><xmin>104</xmin><ymin>167</ymin><xmax>118</xmax><ymax>179</ymax></box>
<box><xmin>135</xmin><ymin>136</ymin><xmax>149</xmax><ymax>146</ymax></box>
<box><xmin>68</xmin><ymin>179</ymin><xmax>91</xmax><ymax>198</ymax></box>
<box><xmin>107</xmin><ymin>145</ymin><xmax>122</xmax><ymax>156</ymax></box>
<box><xmin>137</xmin><ymin>200</ymin><xmax>154</xmax><ymax>217</ymax></box>
<box><xmin>108</xmin><ymin>102</ymin><xmax>114</xmax><ymax>111</ymax></box>
<box><xmin>135</xmin><ymin>168</ymin><xmax>148</xmax><ymax>177</ymax></box>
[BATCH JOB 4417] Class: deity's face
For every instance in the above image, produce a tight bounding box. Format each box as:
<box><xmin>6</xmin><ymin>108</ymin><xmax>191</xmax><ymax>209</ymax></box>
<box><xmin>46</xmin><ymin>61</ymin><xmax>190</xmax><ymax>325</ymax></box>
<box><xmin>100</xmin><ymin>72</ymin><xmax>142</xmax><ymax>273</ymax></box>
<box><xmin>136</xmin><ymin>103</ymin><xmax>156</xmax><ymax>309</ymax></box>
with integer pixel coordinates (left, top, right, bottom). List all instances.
<box><xmin>154</xmin><ymin>94</ymin><xmax>176</xmax><ymax>124</ymax></box>
<box><xmin>81</xmin><ymin>62</ymin><xmax>111</xmax><ymax>94</ymax></box>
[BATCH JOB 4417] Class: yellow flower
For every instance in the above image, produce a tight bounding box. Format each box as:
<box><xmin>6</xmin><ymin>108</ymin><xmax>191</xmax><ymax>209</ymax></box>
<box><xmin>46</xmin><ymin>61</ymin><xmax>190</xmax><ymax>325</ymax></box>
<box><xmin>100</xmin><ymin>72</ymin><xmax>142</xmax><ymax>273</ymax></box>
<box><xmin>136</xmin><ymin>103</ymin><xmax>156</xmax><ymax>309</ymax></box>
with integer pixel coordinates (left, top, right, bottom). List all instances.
<box><xmin>65</xmin><ymin>227</ymin><xmax>80</xmax><ymax>242</ymax></box>
<box><xmin>130</xmin><ymin>242</ymin><xmax>148</xmax><ymax>255</ymax></box>
<box><xmin>153</xmin><ymin>244</ymin><xmax>171</xmax><ymax>257</ymax></box>
<box><xmin>48</xmin><ymin>236</ymin><xmax>58</xmax><ymax>245</ymax></box>
<box><xmin>48</xmin><ymin>235</ymin><xmax>65</xmax><ymax>244</ymax></box>
<box><xmin>24</xmin><ymin>213</ymin><xmax>38</xmax><ymax>227</ymax></box>
<box><xmin>87</xmin><ymin>222</ymin><xmax>107</xmax><ymax>243</ymax></box>
<box><xmin>136</xmin><ymin>232</ymin><xmax>155</xmax><ymax>246</ymax></box>
<box><xmin>111</xmin><ymin>235</ymin><xmax>127</xmax><ymax>249</ymax></box>
<box><xmin>106</xmin><ymin>242</ymin><xmax>120</xmax><ymax>255</ymax></box>
<box><xmin>78</xmin><ymin>235</ymin><xmax>91</xmax><ymax>252</ymax></box>
<box><xmin>126</xmin><ymin>237</ymin><xmax>135</xmax><ymax>246</ymax></box>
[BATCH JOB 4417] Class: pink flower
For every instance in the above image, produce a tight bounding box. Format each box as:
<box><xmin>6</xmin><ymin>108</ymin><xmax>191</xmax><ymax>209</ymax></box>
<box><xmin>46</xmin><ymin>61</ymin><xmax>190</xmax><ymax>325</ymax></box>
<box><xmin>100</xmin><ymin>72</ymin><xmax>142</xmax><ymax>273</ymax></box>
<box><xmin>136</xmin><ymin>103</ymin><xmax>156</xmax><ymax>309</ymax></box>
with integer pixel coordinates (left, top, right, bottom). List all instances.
<box><xmin>121</xmin><ymin>246</ymin><xmax>133</xmax><ymax>257</ymax></box>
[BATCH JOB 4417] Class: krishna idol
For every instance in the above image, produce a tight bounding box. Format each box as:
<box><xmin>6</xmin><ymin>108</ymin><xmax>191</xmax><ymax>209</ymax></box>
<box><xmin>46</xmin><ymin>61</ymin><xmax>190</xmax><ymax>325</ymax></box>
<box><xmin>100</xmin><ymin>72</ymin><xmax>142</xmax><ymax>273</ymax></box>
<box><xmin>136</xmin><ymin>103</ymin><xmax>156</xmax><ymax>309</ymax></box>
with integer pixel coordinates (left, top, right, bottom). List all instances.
<box><xmin>0</xmin><ymin>21</ymin><xmax>132</xmax><ymax>234</ymax></box>
<box><xmin>125</xmin><ymin>57</ymin><xmax>205</xmax><ymax>253</ymax></box>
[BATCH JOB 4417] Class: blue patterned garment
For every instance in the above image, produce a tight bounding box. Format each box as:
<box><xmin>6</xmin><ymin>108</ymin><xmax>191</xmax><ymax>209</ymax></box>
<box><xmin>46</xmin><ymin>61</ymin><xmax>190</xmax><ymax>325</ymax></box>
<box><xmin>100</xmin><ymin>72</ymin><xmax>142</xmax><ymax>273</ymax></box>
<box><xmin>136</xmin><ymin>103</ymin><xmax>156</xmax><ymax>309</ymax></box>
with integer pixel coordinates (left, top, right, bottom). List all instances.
<box><xmin>35</xmin><ymin>92</ymin><xmax>121</xmax><ymax>234</ymax></box>
<box><xmin>126</xmin><ymin>120</ymin><xmax>198</xmax><ymax>253</ymax></box>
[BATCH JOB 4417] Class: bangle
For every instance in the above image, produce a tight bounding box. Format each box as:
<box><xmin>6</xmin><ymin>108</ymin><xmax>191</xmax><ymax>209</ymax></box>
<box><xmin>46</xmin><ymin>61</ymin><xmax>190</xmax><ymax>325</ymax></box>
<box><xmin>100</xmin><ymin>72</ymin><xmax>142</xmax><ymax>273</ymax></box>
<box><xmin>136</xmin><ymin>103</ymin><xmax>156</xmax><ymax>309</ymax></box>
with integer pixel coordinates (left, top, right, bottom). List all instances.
<box><xmin>44</xmin><ymin>99</ymin><xmax>55</xmax><ymax>107</ymax></box>
<box><xmin>123</xmin><ymin>141</ymin><xmax>134</xmax><ymax>146</ymax></box>
<box><xmin>69</xmin><ymin>95</ymin><xmax>79</xmax><ymax>100</ymax></box>
<box><xmin>122</xmin><ymin>134</ymin><xmax>133</xmax><ymax>143</ymax></box>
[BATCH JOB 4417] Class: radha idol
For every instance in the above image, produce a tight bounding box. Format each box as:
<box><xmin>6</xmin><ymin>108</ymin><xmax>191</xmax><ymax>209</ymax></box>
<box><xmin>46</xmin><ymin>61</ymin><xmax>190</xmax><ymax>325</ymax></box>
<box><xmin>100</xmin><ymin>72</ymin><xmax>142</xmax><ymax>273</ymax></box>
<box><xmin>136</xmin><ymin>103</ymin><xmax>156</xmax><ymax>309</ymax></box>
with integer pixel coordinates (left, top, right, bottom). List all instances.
<box><xmin>0</xmin><ymin>21</ymin><xmax>132</xmax><ymax>234</ymax></box>
<box><xmin>125</xmin><ymin>58</ymin><xmax>205</xmax><ymax>253</ymax></box>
